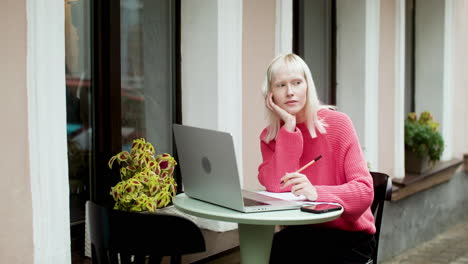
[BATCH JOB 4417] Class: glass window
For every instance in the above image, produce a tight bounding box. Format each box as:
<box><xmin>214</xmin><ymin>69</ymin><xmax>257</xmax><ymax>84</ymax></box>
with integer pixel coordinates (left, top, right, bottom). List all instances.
<box><xmin>405</xmin><ymin>0</ymin><xmax>415</xmax><ymax>116</ymax></box>
<box><xmin>294</xmin><ymin>0</ymin><xmax>336</xmax><ymax>105</ymax></box>
<box><xmin>120</xmin><ymin>0</ymin><xmax>176</xmax><ymax>154</ymax></box>
<box><xmin>65</xmin><ymin>0</ymin><xmax>92</xmax><ymax>225</ymax></box>
<box><xmin>66</xmin><ymin>0</ymin><xmax>178</xmax><ymax>261</ymax></box>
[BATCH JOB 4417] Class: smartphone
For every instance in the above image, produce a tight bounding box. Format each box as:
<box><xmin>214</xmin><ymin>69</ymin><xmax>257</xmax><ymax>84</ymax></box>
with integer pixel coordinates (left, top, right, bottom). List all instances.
<box><xmin>300</xmin><ymin>204</ymin><xmax>342</xmax><ymax>214</ymax></box>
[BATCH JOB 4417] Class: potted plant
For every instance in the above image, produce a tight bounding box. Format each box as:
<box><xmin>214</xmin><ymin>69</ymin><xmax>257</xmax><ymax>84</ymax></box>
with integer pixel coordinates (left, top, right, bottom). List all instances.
<box><xmin>404</xmin><ymin>111</ymin><xmax>445</xmax><ymax>174</ymax></box>
<box><xmin>108</xmin><ymin>138</ymin><xmax>178</xmax><ymax>212</ymax></box>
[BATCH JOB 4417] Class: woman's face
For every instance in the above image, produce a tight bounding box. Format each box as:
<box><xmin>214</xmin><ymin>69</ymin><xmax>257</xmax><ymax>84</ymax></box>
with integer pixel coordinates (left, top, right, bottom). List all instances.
<box><xmin>270</xmin><ymin>66</ymin><xmax>308</xmax><ymax>120</ymax></box>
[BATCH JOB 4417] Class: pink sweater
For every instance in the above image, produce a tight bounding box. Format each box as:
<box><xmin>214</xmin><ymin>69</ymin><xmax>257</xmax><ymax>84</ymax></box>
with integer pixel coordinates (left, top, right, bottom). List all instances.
<box><xmin>258</xmin><ymin>108</ymin><xmax>376</xmax><ymax>234</ymax></box>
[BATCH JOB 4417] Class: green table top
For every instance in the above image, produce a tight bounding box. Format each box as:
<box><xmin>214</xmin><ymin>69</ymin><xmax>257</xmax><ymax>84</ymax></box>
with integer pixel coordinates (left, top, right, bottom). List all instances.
<box><xmin>173</xmin><ymin>193</ymin><xmax>343</xmax><ymax>226</ymax></box>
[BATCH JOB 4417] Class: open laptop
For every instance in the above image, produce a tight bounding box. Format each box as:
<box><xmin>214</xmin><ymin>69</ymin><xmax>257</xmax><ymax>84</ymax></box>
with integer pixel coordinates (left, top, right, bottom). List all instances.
<box><xmin>173</xmin><ymin>124</ymin><xmax>303</xmax><ymax>213</ymax></box>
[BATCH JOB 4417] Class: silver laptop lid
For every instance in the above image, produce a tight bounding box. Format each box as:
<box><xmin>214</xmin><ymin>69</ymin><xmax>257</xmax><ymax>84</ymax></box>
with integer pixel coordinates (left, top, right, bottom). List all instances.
<box><xmin>173</xmin><ymin>124</ymin><xmax>246</xmax><ymax>211</ymax></box>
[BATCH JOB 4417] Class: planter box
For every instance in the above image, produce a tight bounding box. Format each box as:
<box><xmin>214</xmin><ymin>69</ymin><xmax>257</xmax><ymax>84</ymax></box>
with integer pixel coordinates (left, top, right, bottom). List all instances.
<box><xmin>405</xmin><ymin>149</ymin><xmax>431</xmax><ymax>174</ymax></box>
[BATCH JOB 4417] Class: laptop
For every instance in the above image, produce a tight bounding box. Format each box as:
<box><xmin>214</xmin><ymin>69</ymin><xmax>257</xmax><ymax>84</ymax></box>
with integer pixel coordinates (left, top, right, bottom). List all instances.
<box><xmin>173</xmin><ymin>124</ymin><xmax>303</xmax><ymax>213</ymax></box>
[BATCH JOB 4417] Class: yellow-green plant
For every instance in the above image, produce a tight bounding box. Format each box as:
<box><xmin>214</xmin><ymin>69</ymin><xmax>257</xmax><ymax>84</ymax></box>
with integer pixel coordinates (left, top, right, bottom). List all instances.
<box><xmin>108</xmin><ymin>138</ymin><xmax>177</xmax><ymax>212</ymax></box>
<box><xmin>405</xmin><ymin>111</ymin><xmax>444</xmax><ymax>163</ymax></box>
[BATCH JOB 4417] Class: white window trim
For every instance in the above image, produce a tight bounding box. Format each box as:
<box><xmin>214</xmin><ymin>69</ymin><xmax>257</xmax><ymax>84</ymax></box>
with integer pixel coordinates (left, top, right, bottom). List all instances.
<box><xmin>364</xmin><ymin>0</ymin><xmax>381</xmax><ymax>170</ymax></box>
<box><xmin>181</xmin><ymin>0</ymin><xmax>243</xmax><ymax>183</ymax></box>
<box><xmin>275</xmin><ymin>0</ymin><xmax>292</xmax><ymax>55</ymax></box>
<box><xmin>394</xmin><ymin>0</ymin><xmax>406</xmax><ymax>179</ymax></box>
<box><xmin>442</xmin><ymin>0</ymin><xmax>454</xmax><ymax>160</ymax></box>
<box><xmin>27</xmin><ymin>0</ymin><xmax>71</xmax><ymax>263</ymax></box>
<box><xmin>180</xmin><ymin>0</ymin><xmax>242</xmax><ymax>232</ymax></box>
<box><xmin>218</xmin><ymin>0</ymin><xmax>243</xmax><ymax>184</ymax></box>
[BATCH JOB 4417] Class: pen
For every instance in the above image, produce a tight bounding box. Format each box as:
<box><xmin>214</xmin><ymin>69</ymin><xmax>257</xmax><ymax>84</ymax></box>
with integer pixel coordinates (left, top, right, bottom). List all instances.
<box><xmin>280</xmin><ymin>155</ymin><xmax>322</xmax><ymax>184</ymax></box>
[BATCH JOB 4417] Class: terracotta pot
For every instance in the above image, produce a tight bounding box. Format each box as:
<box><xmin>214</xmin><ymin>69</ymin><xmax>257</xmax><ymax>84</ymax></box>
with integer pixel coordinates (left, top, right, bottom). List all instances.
<box><xmin>405</xmin><ymin>149</ymin><xmax>431</xmax><ymax>174</ymax></box>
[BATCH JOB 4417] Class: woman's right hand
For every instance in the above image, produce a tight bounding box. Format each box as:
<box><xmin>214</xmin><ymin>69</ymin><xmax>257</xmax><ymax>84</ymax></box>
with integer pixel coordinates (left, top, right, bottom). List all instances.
<box><xmin>280</xmin><ymin>172</ymin><xmax>317</xmax><ymax>201</ymax></box>
<box><xmin>266</xmin><ymin>92</ymin><xmax>296</xmax><ymax>132</ymax></box>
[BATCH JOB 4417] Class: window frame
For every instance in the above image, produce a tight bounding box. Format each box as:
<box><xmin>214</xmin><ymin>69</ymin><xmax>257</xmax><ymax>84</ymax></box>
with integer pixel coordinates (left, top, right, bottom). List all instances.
<box><xmin>90</xmin><ymin>0</ymin><xmax>181</xmax><ymax>205</ymax></box>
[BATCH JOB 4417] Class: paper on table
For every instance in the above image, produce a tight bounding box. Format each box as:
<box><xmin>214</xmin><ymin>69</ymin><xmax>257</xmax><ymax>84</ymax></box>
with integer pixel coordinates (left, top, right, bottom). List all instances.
<box><xmin>257</xmin><ymin>191</ymin><xmax>342</xmax><ymax>207</ymax></box>
<box><xmin>258</xmin><ymin>191</ymin><xmax>307</xmax><ymax>201</ymax></box>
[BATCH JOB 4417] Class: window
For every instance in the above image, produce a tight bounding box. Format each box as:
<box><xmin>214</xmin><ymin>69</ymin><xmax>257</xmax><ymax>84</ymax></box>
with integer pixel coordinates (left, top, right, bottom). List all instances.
<box><xmin>293</xmin><ymin>0</ymin><xmax>336</xmax><ymax>105</ymax></box>
<box><xmin>404</xmin><ymin>0</ymin><xmax>451</xmax><ymax>159</ymax></box>
<box><xmin>65</xmin><ymin>0</ymin><xmax>93</xmax><ymax>225</ymax></box>
<box><xmin>65</xmin><ymin>0</ymin><xmax>180</xmax><ymax>259</ymax></box>
<box><xmin>404</xmin><ymin>0</ymin><xmax>415</xmax><ymax>116</ymax></box>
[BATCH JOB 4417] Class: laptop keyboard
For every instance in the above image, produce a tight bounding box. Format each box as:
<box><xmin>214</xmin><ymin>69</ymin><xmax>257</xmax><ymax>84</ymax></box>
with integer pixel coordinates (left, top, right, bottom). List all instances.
<box><xmin>243</xmin><ymin>198</ymin><xmax>269</xmax><ymax>206</ymax></box>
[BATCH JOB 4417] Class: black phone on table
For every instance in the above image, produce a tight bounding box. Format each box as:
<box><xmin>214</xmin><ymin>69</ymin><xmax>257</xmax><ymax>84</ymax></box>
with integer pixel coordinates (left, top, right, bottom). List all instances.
<box><xmin>300</xmin><ymin>204</ymin><xmax>342</xmax><ymax>214</ymax></box>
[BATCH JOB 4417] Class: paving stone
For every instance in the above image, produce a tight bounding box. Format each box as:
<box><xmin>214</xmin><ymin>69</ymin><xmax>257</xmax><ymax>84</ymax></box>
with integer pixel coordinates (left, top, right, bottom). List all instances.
<box><xmin>381</xmin><ymin>218</ymin><xmax>468</xmax><ymax>264</ymax></box>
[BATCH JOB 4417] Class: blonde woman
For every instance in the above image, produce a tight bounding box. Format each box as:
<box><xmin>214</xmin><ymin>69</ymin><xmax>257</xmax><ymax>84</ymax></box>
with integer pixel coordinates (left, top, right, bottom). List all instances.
<box><xmin>258</xmin><ymin>54</ymin><xmax>375</xmax><ymax>263</ymax></box>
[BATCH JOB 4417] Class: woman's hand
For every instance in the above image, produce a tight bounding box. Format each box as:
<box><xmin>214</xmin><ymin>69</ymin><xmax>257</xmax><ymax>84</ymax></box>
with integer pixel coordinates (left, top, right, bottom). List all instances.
<box><xmin>280</xmin><ymin>172</ymin><xmax>317</xmax><ymax>201</ymax></box>
<box><xmin>266</xmin><ymin>92</ymin><xmax>296</xmax><ymax>132</ymax></box>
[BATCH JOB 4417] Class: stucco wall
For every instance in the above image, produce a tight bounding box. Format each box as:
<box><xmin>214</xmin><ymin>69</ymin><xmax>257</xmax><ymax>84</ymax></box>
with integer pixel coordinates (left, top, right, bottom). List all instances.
<box><xmin>0</xmin><ymin>0</ymin><xmax>34</xmax><ymax>263</ymax></box>
<box><xmin>242</xmin><ymin>0</ymin><xmax>275</xmax><ymax>190</ymax></box>
<box><xmin>378</xmin><ymin>0</ymin><xmax>397</xmax><ymax>176</ymax></box>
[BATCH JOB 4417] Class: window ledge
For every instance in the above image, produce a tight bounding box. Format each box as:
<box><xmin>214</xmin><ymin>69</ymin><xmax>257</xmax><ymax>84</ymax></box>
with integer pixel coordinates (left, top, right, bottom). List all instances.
<box><xmin>391</xmin><ymin>158</ymin><xmax>464</xmax><ymax>201</ymax></box>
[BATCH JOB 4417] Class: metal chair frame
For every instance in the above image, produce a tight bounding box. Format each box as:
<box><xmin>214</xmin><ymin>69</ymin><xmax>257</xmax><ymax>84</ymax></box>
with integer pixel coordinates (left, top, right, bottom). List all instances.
<box><xmin>370</xmin><ymin>172</ymin><xmax>393</xmax><ymax>263</ymax></box>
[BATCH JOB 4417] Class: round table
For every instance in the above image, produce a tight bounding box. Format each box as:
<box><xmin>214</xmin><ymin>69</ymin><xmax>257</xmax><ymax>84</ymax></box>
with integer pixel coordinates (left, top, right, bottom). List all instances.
<box><xmin>173</xmin><ymin>193</ymin><xmax>343</xmax><ymax>264</ymax></box>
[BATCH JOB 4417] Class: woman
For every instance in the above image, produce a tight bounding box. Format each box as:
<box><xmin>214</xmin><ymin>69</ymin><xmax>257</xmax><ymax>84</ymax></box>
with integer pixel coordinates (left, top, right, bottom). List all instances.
<box><xmin>258</xmin><ymin>53</ymin><xmax>376</xmax><ymax>263</ymax></box>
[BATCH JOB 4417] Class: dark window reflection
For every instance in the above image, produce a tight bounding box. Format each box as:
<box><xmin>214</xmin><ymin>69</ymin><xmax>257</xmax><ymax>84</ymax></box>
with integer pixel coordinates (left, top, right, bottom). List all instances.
<box><xmin>65</xmin><ymin>0</ymin><xmax>92</xmax><ymax>225</ymax></box>
<box><xmin>120</xmin><ymin>0</ymin><xmax>175</xmax><ymax>154</ymax></box>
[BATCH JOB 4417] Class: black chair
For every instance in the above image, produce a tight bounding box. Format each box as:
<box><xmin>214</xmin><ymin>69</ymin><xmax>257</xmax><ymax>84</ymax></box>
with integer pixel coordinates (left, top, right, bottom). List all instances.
<box><xmin>370</xmin><ymin>172</ymin><xmax>392</xmax><ymax>264</ymax></box>
<box><xmin>88</xmin><ymin>201</ymin><xmax>206</xmax><ymax>264</ymax></box>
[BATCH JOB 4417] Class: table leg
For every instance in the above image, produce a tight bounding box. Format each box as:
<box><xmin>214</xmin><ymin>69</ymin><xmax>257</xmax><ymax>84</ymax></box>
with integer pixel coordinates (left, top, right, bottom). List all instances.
<box><xmin>238</xmin><ymin>224</ymin><xmax>275</xmax><ymax>264</ymax></box>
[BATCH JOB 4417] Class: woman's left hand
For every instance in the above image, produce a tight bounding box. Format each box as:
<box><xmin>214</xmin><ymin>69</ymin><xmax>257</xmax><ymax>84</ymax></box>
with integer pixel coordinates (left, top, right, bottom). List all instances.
<box><xmin>280</xmin><ymin>172</ymin><xmax>318</xmax><ymax>201</ymax></box>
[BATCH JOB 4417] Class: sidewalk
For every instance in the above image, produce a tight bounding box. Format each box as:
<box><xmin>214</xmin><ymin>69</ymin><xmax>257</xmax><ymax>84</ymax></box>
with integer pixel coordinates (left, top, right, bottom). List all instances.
<box><xmin>381</xmin><ymin>217</ymin><xmax>468</xmax><ymax>264</ymax></box>
<box><xmin>200</xmin><ymin>218</ymin><xmax>468</xmax><ymax>264</ymax></box>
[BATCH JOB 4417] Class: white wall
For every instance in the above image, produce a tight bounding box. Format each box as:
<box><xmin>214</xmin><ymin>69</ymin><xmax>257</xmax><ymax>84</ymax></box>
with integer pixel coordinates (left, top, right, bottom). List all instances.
<box><xmin>181</xmin><ymin>0</ymin><xmax>219</xmax><ymax>130</ymax></box>
<box><xmin>181</xmin><ymin>0</ymin><xmax>243</xmax><ymax>182</ymax></box>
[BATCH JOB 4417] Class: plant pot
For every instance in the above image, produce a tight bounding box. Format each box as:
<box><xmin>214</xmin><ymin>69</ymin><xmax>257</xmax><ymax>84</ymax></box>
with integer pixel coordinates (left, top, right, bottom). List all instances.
<box><xmin>405</xmin><ymin>149</ymin><xmax>431</xmax><ymax>174</ymax></box>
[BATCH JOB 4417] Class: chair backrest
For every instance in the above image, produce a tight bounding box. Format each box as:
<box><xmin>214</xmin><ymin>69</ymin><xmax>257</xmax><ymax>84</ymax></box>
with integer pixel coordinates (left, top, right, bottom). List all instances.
<box><xmin>370</xmin><ymin>171</ymin><xmax>392</xmax><ymax>263</ymax></box>
<box><xmin>88</xmin><ymin>201</ymin><xmax>206</xmax><ymax>264</ymax></box>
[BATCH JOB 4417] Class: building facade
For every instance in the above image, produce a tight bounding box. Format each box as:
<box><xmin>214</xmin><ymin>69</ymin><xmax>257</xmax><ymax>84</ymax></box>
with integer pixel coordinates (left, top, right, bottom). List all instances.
<box><xmin>1</xmin><ymin>0</ymin><xmax>467</xmax><ymax>263</ymax></box>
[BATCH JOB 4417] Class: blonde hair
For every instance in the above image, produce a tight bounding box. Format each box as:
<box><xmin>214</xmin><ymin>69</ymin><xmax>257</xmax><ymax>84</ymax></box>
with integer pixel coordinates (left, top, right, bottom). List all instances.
<box><xmin>261</xmin><ymin>53</ymin><xmax>328</xmax><ymax>143</ymax></box>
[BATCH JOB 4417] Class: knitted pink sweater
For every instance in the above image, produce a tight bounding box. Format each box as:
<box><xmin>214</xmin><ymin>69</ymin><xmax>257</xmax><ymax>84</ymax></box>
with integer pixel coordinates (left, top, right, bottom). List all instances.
<box><xmin>258</xmin><ymin>108</ymin><xmax>376</xmax><ymax>234</ymax></box>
